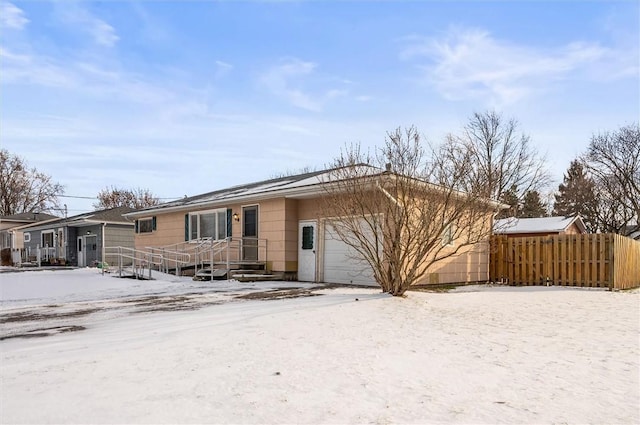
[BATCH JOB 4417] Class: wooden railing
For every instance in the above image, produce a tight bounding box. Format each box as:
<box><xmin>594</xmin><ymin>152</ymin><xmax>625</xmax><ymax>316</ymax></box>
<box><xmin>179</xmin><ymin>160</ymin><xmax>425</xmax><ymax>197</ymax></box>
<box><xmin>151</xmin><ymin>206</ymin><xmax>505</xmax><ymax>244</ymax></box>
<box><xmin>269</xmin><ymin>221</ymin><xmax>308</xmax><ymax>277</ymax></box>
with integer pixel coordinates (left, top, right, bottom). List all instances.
<box><xmin>489</xmin><ymin>233</ymin><xmax>640</xmax><ymax>290</ymax></box>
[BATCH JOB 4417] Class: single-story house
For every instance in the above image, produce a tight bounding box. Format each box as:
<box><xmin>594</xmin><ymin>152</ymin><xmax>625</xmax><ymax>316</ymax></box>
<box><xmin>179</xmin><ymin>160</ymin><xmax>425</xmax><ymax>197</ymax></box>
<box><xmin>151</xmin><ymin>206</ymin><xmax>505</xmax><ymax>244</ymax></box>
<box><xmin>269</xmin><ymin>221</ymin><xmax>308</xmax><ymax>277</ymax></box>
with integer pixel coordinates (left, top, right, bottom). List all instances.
<box><xmin>1</xmin><ymin>212</ymin><xmax>59</xmax><ymax>266</ymax></box>
<box><xmin>494</xmin><ymin>215</ymin><xmax>588</xmax><ymax>238</ymax></box>
<box><xmin>1</xmin><ymin>212</ymin><xmax>59</xmax><ymax>249</ymax></box>
<box><xmin>13</xmin><ymin>206</ymin><xmax>134</xmax><ymax>267</ymax></box>
<box><xmin>125</xmin><ymin>167</ymin><xmax>500</xmax><ymax>286</ymax></box>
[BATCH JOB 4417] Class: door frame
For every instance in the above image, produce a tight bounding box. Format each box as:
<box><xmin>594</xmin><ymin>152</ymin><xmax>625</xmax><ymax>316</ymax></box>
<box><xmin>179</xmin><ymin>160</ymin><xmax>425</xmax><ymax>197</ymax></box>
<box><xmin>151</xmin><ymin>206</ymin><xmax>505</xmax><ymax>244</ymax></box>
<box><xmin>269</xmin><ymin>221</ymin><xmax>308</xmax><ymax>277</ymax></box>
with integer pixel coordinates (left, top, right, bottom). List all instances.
<box><xmin>77</xmin><ymin>236</ymin><xmax>84</xmax><ymax>267</ymax></box>
<box><xmin>241</xmin><ymin>204</ymin><xmax>259</xmax><ymax>261</ymax></box>
<box><xmin>298</xmin><ymin>220</ymin><xmax>317</xmax><ymax>282</ymax></box>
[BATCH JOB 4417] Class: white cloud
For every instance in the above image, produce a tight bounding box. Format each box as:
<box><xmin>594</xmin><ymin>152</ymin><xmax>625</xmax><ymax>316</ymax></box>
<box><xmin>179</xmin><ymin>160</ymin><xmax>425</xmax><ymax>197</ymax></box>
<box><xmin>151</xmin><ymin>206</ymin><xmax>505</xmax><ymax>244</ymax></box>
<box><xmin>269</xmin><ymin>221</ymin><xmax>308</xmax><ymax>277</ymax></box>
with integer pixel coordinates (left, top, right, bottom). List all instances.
<box><xmin>259</xmin><ymin>58</ymin><xmax>349</xmax><ymax>112</ymax></box>
<box><xmin>56</xmin><ymin>3</ymin><xmax>119</xmax><ymax>47</ymax></box>
<box><xmin>401</xmin><ymin>27</ymin><xmax>635</xmax><ymax>106</ymax></box>
<box><xmin>1</xmin><ymin>47</ymin><xmax>175</xmax><ymax>104</ymax></box>
<box><xmin>215</xmin><ymin>60</ymin><xmax>233</xmax><ymax>79</ymax></box>
<box><xmin>0</xmin><ymin>1</ymin><xmax>29</xmax><ymax>30</ymax></box>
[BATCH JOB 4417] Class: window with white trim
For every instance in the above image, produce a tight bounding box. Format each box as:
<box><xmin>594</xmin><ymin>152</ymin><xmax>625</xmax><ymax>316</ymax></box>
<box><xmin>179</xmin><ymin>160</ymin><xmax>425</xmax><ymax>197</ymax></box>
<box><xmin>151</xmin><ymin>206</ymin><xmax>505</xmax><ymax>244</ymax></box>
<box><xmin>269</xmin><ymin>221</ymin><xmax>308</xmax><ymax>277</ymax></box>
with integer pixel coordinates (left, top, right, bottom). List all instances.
<box><xmin>442</xmin><ymin>225</ymin><xmax>456</xmax><ymax>246</ymax></box>
<box><xmin>189</xmin><ymin>209</ymin><xmax>227</xmax><ymax>241</ymax></box>
<box><xmin>24</xmin><ymin>233</ymin><xmax>31</xmax><ymax>243</ymax></box>
<box><xmin>42</xmin><ymin>230</ymin><xmax>54</xmax><ymax>247</ymax></box>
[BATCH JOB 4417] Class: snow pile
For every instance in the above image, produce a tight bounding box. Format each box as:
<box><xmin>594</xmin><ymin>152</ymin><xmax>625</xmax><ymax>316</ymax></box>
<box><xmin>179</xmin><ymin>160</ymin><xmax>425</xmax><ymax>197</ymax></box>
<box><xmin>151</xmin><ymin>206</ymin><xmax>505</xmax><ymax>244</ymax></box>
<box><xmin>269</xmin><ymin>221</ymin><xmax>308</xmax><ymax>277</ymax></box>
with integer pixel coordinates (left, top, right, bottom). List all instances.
<box><xmin>1</xmin><ymin>270</ymin><xmax>638</xmax><ymax>424</ymax></box>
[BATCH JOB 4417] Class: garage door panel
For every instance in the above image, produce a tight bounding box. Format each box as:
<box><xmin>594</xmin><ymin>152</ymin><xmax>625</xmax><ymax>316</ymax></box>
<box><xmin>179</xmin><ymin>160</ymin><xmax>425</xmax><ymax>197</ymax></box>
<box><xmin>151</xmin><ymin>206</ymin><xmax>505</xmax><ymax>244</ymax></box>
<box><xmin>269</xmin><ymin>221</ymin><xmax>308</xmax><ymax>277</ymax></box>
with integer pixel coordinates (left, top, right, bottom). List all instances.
<box><xmin>323</xmin><ymin>221</ymin><xmax>377</xmax><ymax>286</ymax></box>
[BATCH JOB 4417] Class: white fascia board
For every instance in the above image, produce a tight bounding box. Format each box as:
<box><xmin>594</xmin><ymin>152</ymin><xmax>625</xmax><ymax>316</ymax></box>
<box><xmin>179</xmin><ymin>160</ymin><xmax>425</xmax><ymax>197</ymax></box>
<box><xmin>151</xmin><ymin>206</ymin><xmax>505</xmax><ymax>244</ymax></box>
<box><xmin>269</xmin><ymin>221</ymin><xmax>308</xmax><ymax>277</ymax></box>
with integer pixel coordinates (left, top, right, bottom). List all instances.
<box><xmin>78</xmin><ymin>220</ymin><xmax>135</xmax><ymax>227</ymax></box>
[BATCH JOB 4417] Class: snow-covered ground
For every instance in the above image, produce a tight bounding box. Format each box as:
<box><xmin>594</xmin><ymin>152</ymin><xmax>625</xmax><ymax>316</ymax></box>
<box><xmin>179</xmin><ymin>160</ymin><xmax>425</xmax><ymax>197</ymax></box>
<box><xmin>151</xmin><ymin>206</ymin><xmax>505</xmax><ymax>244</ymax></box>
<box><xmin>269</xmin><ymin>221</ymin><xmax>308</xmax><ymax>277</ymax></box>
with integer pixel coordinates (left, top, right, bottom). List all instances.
<box><xmin>1</xmin><ymin>268</ymin><xmax>638</xmax><ymax>424</ymax></box>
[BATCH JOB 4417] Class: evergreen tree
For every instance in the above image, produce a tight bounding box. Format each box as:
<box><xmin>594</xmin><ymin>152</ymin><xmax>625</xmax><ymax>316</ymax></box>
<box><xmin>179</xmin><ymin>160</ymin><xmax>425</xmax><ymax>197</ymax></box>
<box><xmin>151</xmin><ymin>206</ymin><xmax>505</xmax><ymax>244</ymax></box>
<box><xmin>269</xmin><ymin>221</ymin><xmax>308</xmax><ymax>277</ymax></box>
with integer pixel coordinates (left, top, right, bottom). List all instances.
<box><xmin>520</xmin><ymin>190</ymin><xmax>547</xmax><ymax>218</ymax></box>
<box><xmin>553</xmin><ymin>159</ymin><xmax>597</xmax><ymax>230</ymax></box>
<box><xmin>497</xmin><ymin>184</ymin><xmax>519</xmax><ymax>218</ymax></box>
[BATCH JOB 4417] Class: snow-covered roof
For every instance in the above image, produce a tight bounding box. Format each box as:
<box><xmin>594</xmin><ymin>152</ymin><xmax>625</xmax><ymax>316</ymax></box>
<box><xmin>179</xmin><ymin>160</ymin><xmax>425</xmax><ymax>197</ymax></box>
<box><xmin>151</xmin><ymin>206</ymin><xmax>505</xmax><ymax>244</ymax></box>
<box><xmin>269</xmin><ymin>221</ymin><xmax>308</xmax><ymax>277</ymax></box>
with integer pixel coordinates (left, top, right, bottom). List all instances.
<box><xmin>12</xmin><ymin>207</ymin><xmax>134</xmax><ymax>231</ymax></box>
<box><xmin>494</xmin><ymin>216</ymin><xmax>587</xmax><ymax>234</ymax></box>
<box><xmin>127</xmin><ymin>165</ymin><xmax>384</xmax><ymax>217</ymax></box>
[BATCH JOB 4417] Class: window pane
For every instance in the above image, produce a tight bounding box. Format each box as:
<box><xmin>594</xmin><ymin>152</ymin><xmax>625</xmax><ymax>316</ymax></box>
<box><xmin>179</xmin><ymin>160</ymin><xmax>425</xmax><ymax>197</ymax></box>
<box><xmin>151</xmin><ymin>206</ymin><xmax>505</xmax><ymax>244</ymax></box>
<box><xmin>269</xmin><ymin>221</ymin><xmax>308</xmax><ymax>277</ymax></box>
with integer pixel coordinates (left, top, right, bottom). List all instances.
<box><xmin>217</xmin><ymin>210</ymin><xmax>226</xmax><ymax>240</ymax></box>
<box><xmin>139</xmin><ymin>219</ymin><xmax>154</xmax><ymax>233</ymax></box>
<box><xmin>42</xmin><ymin>232</ymin><xmax>54</xmax><ymax>247</ymax></box>
<box><xmin>200</xmin><ymin>213</ymin><xmax>216</xmax><ymax>238</ymax></box>
<box><xmin>302</xmin><ymin>226</ymin><xmax>314</xmax><ymax>249</ymax></box>
<box><xmin>190</xmin><ymin>215</ymin><xmax>198</xmax><ymax>240</ymax></box>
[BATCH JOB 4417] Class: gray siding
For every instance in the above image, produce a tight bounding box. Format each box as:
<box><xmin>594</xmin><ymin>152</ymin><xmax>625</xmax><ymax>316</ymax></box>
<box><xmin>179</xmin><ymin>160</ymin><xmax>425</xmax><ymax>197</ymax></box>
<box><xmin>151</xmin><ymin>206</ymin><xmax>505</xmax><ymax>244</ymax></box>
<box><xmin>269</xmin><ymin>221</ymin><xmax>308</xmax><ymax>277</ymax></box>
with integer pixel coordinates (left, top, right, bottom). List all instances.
<box><xmin>104</xmin><ymin>225</ymin><xmax>135</xmax><ymax>266</ymax></box>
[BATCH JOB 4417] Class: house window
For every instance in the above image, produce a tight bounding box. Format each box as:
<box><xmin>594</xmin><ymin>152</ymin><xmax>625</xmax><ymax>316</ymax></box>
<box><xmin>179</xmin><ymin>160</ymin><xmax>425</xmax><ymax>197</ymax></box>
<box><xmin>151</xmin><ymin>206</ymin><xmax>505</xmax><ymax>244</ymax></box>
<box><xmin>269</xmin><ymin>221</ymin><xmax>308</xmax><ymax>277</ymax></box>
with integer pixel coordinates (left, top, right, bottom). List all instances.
<box><xmin>42</xmin><ymin>231</ymin><xmax>54</xmax><ymax>247</ymax></box>
<box><xmin>136</xmin><ymin>217</ymin><xmax>156</xmax><ymax>234</ymax></box>
<box><xmin>1</xmin><ymin>232</ymin><xmax>10</xmax><ymax>249</ymax></box>
<box><xmin>188</xmin><ymin>209</ymin><xmax>228</xmax><ymax>241</ymax></box>
<box><xmin>442</xmin><ymin>225</ymin><xmax>456</xmax><ymax>246</ymax></box>
<box><xmin>139</xmin><ymin>218</ymin><xmax>154</xmax><ymax>233</ymax></box>
<box><xmin>24</xmin><ymin>233</ymin><xmax>31</xmax><ymax>243</ymax></box>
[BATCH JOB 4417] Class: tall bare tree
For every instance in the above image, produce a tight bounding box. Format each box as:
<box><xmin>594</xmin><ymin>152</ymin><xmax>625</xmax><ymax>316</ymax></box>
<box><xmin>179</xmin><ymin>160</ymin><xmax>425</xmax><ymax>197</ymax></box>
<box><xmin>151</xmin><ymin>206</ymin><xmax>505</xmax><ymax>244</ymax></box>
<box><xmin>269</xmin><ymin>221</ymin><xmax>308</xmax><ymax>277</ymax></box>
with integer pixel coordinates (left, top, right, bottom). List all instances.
<box><xmin>583</xmin><ymin>124</ymin><xmax>639</xmax><ymax>235</ymax></box>
<box><xmin>94</xmin><ymin>186</ymin><xmax>159</xmax><ymax>210</ymax></box>
<box><xmin>318</xmin><ymin>127</ymin><xmax>501</xmax><ymax>296</ymax></box>
<box><xmin>0</xmin><ymin>149</ymin><xmax>65</xmax><ymax>216</ymax></box>
<box><xmin>444</xmin><ymin>110</ymin><xmax>550</xmax><ymax>203</ymax></box>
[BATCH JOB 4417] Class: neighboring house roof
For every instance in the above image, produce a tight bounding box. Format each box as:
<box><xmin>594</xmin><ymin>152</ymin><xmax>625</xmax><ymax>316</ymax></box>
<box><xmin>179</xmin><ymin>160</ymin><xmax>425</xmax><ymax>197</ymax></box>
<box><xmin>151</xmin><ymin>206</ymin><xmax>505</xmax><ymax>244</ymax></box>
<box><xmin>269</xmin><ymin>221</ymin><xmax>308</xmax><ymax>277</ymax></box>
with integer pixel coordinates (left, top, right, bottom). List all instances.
<box><xmin>494</xmin><ymin>216</ymin><xmax>588</xmax><ymax>235</ymax></box>
<box><xmin>13</xmin><ymin>206</ymin><xmax>134</xmax><ymax>231</ymax></box>
<box><xmin>126</xmin><ymin>165</ymin><xmax>506</xmax><ymax>218</ymax></box>
<box><xmin>622</xmin><ymin>225</ymin><xmax>640</xmax><ymax>240</ymax></box>
<box><xmin>0</xmin><ymin>212</ymin><xmax>59</xmax><ymax>224</ymax></box>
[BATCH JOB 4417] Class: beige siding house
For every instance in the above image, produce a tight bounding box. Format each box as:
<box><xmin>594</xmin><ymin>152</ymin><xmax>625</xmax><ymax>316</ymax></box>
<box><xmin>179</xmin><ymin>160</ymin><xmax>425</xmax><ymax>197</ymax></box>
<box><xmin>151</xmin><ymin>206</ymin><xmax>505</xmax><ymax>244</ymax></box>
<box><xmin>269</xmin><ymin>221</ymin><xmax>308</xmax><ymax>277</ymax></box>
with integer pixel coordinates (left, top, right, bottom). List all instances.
<box><xmin>126</xmin><ymin>168</ymin><xmax>497</xmax><ymax>286</ymax></box>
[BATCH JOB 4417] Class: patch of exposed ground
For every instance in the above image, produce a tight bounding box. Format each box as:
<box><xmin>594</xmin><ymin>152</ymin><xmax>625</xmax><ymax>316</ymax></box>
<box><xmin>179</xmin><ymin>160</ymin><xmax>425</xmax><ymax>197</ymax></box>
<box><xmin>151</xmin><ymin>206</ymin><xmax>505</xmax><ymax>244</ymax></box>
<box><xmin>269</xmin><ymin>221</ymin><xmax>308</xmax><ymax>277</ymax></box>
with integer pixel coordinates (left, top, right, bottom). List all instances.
<box><xmin>0</xmin><ymin>325</ymin><xmax>86</xmax><ymax>341</ymax></box>
<box><xmin>235</xmin><ymin>288</ymin><xmax>322</xmax><ymax>300</ymax></box>
<box><xmin>0</xmin><ymin>308</ymin><xmax>100</xmax><ymax>324</ymax></box>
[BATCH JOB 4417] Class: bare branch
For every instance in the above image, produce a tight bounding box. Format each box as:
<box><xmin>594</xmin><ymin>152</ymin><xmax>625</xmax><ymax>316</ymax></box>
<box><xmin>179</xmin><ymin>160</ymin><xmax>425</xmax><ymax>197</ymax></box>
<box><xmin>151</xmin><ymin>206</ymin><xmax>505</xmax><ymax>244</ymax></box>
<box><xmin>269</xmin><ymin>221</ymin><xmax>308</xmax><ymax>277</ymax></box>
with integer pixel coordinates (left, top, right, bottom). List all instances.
<box><xmin>0</xmin><ymin>149</ymin><xmax>65</xmax><ymax>216</ymax></box>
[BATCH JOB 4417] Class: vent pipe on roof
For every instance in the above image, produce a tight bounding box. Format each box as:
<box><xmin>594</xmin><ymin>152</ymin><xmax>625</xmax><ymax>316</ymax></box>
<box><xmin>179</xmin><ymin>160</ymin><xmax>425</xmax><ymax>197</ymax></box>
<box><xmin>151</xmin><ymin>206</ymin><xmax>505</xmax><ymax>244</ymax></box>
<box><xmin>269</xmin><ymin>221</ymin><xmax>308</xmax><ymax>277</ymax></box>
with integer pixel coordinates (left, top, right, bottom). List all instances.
<box><xmin>385</xmin><ymin>163</ymin><xmax>391</xmax><ymax>172</ymax></box>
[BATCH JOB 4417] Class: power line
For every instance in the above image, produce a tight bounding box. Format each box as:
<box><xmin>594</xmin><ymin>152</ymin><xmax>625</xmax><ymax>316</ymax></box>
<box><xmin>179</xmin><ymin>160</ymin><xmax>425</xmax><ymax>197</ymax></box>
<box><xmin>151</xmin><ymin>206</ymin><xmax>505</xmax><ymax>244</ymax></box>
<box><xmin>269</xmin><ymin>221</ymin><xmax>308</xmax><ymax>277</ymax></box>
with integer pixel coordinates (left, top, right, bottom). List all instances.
<box><xmin>59</xmin><ymin>195</ymin><xmax>183</xmax><ymax>200</ymax></box>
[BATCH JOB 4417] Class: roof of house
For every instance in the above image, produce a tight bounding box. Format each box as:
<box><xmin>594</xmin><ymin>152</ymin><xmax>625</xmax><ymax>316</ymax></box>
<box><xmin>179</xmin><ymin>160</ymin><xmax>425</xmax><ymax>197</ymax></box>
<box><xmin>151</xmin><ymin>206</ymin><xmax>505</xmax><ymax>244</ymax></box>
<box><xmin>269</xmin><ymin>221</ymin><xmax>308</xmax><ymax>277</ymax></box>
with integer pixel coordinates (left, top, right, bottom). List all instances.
<box><xmin>494</xmin><ymin>216</ymin><xmax>588</xmax><ymax>234</ymax></box>
<box><xmin>623</xmin><ymin>224</ymin><xmax>640</xmax><ymax>240</ymax></box>
<box><xmin>0</xmin><ymin>212</ymin><xmax>59</xmax><ymax>224</ymax></box>
<box><xmin>13</xmin><ymin>206</ymin><xmax>134</xmax><ymax>231</ymax></box>
<box><xmin>126</xmin><ymin>164</ymin><xmax>508</xmax><ymax>218</ymax></box>
<box><xmin>126</xmin><ymin>166</ymin><xmax>384</xmax><ymax>217</ymax></box>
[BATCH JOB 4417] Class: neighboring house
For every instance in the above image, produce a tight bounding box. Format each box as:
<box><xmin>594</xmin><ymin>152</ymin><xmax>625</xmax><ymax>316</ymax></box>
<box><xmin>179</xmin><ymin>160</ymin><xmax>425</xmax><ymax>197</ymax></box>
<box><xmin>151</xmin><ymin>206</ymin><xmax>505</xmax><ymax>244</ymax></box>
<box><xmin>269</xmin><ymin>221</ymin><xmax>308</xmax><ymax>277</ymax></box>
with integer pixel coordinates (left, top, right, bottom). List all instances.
<box><xmin>1</xmin><ymin>212</ymin><xmax>59</xmax><ymax>250</ymax></box>
<box><xmin>126</xmin><ymin>167</ymin><xmax>499</xmax><ymax>286</ymax></box>
<box><xmin>494</xmin><ymin>216</ymin><xmax>588</xmax><ymax>237</ymax></box>
<box><xmin>622</xmin><ymin>224</ymin><xmax>640</xmax><ymax>240</ymax></box>
<box><xmin>15</xmin><ymin>207</ymin><xmax>134</xmax><ymax>267</ymax></box>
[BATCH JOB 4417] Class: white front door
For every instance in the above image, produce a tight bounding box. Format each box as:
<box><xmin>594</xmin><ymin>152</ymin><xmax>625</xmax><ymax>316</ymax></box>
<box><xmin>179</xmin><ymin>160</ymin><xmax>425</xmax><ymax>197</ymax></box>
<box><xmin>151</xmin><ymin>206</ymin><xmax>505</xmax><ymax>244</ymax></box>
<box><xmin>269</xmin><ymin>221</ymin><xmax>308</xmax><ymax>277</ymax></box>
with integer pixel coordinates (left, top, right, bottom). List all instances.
<box><xmin>298</xmin><ymin>220</ymin><xmax>317</xmax><ymax>282</ymax></box>
<box><xmin>77</xmin><ymin>236</ymin><xmax>84</xmax><ymax>267</ymax></box>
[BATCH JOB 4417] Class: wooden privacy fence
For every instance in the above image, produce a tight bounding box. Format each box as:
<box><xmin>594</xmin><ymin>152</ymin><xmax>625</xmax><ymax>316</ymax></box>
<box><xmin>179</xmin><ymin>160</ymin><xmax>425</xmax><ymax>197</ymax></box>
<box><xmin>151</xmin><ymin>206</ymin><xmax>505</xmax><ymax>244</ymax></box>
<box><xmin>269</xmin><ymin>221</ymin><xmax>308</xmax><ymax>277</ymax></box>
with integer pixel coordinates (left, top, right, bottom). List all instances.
<box><xmin>490</xmin><ymin>234</ymin><xmax>640</xmax><ymax>290</ymax></box>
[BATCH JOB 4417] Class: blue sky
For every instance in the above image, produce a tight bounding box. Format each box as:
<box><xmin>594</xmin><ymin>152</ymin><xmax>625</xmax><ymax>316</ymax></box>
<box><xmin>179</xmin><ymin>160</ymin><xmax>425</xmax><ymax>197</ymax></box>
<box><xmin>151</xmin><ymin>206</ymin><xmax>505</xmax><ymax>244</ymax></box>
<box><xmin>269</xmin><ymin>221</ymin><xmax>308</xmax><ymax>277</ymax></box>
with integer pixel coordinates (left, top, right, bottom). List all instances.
<box><xmin>1</xmin><ymin>0</ymin><xmax>638</xmax><ymax>214</ymax></box>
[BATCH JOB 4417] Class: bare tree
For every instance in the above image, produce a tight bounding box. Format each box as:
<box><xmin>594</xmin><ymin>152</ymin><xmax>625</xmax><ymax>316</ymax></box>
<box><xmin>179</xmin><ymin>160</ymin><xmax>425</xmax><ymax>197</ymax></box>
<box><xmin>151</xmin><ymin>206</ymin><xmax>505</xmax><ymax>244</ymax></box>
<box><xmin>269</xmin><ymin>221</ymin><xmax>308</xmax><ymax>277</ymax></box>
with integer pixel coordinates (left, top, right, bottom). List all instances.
<box><xmin>444</xmin><ymin>110</ymin><xmax>550</xmax><ymax>202</ymax></box>
<box><xmin>583</xmin><ymin>124</ymin><xmax>639</xmax><ymax>235</ymax></box>
<box><xmin>0</xmin><ymin>149</ymin><xmax>65</xmax><ymax>216</ymax></box>
<box><xmin>94</xmin><ymin>186</ymin><xmax>159</xmax><ymax>210</ymax></box>
<box><xmin>318</xmin><ymin>127</ymin><xmax>501</xmax><ymax>296</ymax></box>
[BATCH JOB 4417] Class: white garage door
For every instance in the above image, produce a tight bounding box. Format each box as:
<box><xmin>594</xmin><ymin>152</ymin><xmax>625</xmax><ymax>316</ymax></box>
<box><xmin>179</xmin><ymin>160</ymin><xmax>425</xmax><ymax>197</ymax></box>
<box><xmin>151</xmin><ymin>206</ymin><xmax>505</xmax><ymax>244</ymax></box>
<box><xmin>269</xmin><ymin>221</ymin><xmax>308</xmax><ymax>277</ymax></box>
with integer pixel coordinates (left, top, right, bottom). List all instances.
<box><xmin>323</xmin><ymin>221</ymin><xmax>377</xmax><ymax>286</ymax></box>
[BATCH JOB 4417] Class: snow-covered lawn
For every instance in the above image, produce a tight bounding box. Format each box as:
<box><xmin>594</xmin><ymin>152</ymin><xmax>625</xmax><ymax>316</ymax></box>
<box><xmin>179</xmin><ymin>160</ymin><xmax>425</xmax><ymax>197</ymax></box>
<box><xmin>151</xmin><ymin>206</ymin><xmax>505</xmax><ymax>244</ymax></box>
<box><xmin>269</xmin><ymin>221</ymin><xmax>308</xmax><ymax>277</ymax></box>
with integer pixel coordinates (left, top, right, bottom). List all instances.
<box><xmin>1</xmin><ymin>269</ymin><xmax>638</xmax><ymax>424</ymax></box>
